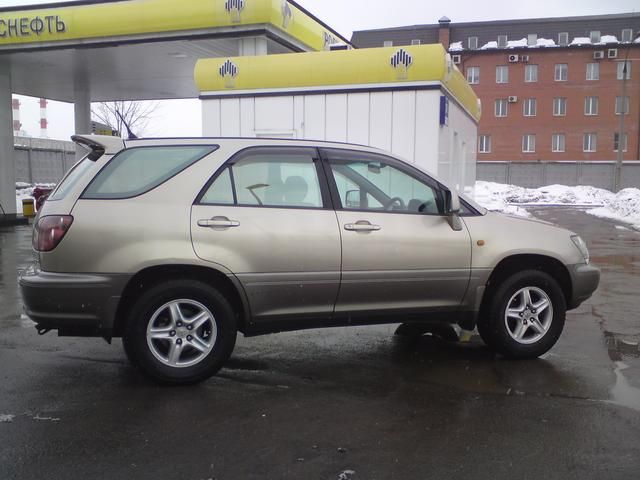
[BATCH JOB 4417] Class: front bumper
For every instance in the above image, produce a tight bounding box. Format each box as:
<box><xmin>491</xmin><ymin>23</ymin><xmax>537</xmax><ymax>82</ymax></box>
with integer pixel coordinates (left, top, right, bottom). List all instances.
<box><xmin>568</xmin><ymin>263</ymin><xmax>600</xmax><ymax>310</ymax></box>
<box><xmin>19</xmin><ymin>266</ymin><xmax>131</xmax><ymax>336</ymax></box>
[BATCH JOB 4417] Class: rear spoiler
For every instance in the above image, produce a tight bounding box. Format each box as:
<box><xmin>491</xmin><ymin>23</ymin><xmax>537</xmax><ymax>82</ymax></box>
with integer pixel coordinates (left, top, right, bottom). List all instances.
<box><xmin>71</xmin><ymin>134</ymin><xmax>125</xmax><ymax>161</ymax></box>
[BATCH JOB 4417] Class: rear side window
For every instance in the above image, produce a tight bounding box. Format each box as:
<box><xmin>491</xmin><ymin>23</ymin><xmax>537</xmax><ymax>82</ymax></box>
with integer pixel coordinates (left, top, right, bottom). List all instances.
<box><xmin>82</xmin><ymin>146</ymin><xmax>217</xmax><ymax>199</ymax></box>
<box><xmin>48</xmin><ymin>158</ymin><xmax>95</xmax><ymax>201</ymax></box>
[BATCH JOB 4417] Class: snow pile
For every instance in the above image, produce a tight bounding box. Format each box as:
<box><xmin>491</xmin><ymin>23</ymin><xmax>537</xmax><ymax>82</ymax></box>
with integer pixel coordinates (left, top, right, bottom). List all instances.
<box><xmin>571</xmin><ymin>37</ymin><xmax>591</xmax><ymax>46</ymax></box>
<box><xmin>599</xmin><ymin>35</ymin><xmax>618</xmax><ymax>44</ymax></box>
<box><xmin>449</xmin><ymin>41</ymin><xmax>463</xmax><ymax>51</ymax></box>
<box><xmin>15</xmin><ymin>183</ymin><xmax>56</xmax><ymax>213</ymax></box>
<box><xmin>472</xmin><ymin>181</ymin><xmax>640</xmax><ymax>230</ymax></box>
<box><xmin>590</xmin><ymin>189</ymin><xmax>640</xmax><ymax>230</ymax></box>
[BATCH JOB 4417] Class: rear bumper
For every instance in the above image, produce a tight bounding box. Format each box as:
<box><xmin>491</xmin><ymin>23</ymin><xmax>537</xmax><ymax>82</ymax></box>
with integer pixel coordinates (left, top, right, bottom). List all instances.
<box><xmin>19</xmin><ymin>267</ymin><xmax>131</xmax><ymax>336</ymax></box>
<box><xmin>568</xmin><ymin>263</ymin><xmax>600</xmax><ymax>310</ymax></box>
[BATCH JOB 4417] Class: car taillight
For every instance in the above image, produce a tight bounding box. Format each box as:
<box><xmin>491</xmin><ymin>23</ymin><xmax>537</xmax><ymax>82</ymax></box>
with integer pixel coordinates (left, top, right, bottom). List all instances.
<box><xmin>33</xmin><ymin>215</ymin><xmax>73</xmax><ymax>252</ymax></box>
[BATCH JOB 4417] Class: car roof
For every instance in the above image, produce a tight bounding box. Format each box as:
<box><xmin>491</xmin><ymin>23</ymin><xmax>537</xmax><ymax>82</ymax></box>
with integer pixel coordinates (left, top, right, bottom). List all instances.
<box><xmin>123</xmin><ymin>136</ymin><xmax>388</xmax><ymax>154</ymax></box>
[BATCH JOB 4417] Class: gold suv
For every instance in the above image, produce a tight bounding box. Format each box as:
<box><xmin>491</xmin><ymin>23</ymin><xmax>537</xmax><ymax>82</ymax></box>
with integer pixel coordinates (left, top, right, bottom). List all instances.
<box><xmin>20</xmin><ymin>135</ymin><xmax>599</xmax><ymax>384</ymax></box>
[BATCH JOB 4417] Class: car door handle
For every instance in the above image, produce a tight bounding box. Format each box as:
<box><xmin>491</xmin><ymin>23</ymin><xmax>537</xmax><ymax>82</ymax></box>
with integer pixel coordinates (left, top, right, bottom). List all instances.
<box><xmin>197</xmin><ymin>216</ymin><xmax>240</xmax><ymax>228</ymax></box>
<box><xmin>344</xmin><ymin>221</ymin><xmax>381</xmax><ymax>232</ymax></box>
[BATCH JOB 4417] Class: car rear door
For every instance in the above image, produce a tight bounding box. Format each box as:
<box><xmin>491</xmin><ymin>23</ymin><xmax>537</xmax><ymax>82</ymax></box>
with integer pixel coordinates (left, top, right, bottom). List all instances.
<box><xmin>321</xmin><ymin>148</ymin><xmax>472</xmax><ymax>317</ymax></box>
<box><xmin>191</xmin><ymin>146</ymin><xmax>341</xmax><ymax>325</ymax></box>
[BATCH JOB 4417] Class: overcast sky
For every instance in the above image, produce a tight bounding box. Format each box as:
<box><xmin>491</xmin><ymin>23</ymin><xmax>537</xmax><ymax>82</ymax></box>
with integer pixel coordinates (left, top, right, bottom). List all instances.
<box><xmin>6</xmin><ymin>0</ymin><xmax>638</xmax><ymax>140</ymax></box>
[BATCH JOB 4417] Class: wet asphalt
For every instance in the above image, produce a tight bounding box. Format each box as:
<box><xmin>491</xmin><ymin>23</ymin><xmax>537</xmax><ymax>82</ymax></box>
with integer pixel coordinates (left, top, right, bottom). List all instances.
<box><xmin>0</xmin><ymin>208</ymin><xmax>639</xmax><ymax>480</ymax></box>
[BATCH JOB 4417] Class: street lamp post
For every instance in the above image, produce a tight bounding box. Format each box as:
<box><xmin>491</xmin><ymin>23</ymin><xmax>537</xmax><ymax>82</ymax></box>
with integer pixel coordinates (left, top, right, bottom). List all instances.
<box><xmin>614</xmin><ymin>32</ymin><xmax>640</xmax><ymax>192</ymax></box>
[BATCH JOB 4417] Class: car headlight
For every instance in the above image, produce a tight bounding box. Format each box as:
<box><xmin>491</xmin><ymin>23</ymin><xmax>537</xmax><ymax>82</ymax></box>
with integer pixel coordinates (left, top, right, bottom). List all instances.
<box><xmin>571</xmin><ymin>235</ymin><xmax>590</xmax><ymax>264</ymax></box>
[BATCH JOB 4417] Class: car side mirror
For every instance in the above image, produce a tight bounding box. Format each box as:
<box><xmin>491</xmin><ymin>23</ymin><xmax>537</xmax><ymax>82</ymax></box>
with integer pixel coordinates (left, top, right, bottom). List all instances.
<box><xmin>345</xmin><ymin>190</ymin><xmax>360</xmax><ymax>208</ymax></box>
<box><xmin>443</xmin><ymin>188</ymin><xmax>463</xmax><ymax>231</ymax></box>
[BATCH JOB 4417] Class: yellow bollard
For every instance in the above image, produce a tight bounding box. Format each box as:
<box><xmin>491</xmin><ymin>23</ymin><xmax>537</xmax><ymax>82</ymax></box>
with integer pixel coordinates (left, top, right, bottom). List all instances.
<box><xmin>22</xmin><ymin>198</ymin><xmax>35</xmax><ymax>218</ymax></box>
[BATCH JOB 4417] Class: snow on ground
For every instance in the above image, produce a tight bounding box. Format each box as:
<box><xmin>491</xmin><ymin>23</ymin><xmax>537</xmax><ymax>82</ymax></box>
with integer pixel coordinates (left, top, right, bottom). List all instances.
<box><xmin>472</xmin><ymin>181</ymin><xmax>640</xmax><ymax>230</ymax></box>
<box><xmin>15</xmin><ymin>183</ymin><xmax>56</xmax><ymax>213</ymax></box>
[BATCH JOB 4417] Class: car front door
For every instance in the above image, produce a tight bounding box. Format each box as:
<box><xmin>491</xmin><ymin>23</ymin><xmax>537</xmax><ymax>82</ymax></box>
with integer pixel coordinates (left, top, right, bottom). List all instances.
<box><xmin>321</xmin><ymin>148</ymin><xmax>472</xmax><ymax>317</ymax></box>
<box><xmin>191</xmin><ymin>147</ymin><xmax>341</xmax><ymax>325</ymax></box>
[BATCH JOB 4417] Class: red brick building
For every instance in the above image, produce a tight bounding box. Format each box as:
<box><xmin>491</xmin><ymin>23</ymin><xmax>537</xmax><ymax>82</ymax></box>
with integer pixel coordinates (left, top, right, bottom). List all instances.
<box><xmin>352</xmin><ymin>14</ymin><xmax>640</xmax><ymax>162</ymax></box>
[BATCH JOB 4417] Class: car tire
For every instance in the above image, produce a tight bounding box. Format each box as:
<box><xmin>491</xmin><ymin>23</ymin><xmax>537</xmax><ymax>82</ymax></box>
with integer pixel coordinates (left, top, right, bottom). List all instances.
<box><xmin>123</xmin><ymin>279</ymin><xmax>237</xmax><ymax>384</ymax></box>
<box><xmin>477</xmin><ymin>270</ymin><xmax>566</xmax><ymax>359</ymax></box>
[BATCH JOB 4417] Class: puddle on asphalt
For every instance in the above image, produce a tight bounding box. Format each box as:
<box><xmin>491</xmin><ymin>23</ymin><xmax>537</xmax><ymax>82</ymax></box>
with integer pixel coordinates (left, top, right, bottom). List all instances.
<box><xmin>609</xmin><ymin>362</ymin><xmax>640</xmax><ymax>411</ymax></box>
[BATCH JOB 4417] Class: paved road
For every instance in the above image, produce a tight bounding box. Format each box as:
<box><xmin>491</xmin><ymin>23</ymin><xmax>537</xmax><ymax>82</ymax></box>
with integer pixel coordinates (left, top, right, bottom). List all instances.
<box><xmin>1</xmin><ymin>208</ymin><xmax>639</xmax><ymax>480</ymax></box>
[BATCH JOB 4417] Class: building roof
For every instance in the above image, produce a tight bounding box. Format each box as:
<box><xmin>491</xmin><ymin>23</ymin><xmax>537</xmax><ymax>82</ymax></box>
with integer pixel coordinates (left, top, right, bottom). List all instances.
<box><xmin>352</xmin><ymin>12</ymin><xmax>640</xmax><ymax>50</ymax></box>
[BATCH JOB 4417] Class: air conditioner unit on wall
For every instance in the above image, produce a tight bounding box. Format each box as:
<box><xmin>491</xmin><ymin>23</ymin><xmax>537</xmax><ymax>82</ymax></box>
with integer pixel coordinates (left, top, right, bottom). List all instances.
<box><xmin>508</xmin><ymin>96</ymin><xmax>518</xmax><ymax>103</ymax></box>
<box><xmin>452</xmin><ymin>54</ymin><xmax>461</xmax><ymax>64</ymax></box>
<box><xmin>593</xmin><ymin>51</ymin><xmax>605</xmax><ymax>60</ymax></box>
<box><xmin>508</xmin><ymin>54</ymin><xmax>519</xmax><ymax>63</ymax></box>
<box><xmin>608</xmin><ymin>48</ymin><xmax>618</xmax><ymax>58</ymax></box>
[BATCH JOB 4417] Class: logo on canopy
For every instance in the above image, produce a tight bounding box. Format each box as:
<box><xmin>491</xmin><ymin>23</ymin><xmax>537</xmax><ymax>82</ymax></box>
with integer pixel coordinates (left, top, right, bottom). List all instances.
<box><xmin>390</xmin><ymin>48</ymin><xmax>413</xmax><ymax>80</ymax></box>
<box><xmin>219</xmin><ymin>59</ymin><xmax>239</xmax><ymax>88</ymax></box>
<box><xmin>225</xmin><ymin>0</ymin><xmax>245</xmax><ymax>23</ymax></box>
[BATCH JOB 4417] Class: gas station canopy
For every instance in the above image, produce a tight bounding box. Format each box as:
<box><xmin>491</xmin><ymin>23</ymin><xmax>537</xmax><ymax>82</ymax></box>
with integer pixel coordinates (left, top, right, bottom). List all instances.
<box><xmin>0</xmin><ymin>0</ymin><xmax>349</xmax><ymax>101</ymax></box>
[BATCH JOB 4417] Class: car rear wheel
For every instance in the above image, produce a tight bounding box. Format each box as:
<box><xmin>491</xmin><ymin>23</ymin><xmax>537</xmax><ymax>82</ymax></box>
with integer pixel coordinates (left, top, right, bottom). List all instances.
<box><xmin>477</xmin><ymin>270</ymin><xmax>566</xmax><ymax>359</ymax></box>
<box><xmin>123</xmin><ymin>279</ymin><xmax>237</xmax><ymax>384</ymax></box>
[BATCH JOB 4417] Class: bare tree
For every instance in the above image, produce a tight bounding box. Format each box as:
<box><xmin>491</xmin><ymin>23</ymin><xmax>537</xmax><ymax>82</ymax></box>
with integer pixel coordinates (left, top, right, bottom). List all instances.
<box><xmin>91</xmin><ymin>100</ymin><xmax>159</xmax><ymax>138</ymax></box>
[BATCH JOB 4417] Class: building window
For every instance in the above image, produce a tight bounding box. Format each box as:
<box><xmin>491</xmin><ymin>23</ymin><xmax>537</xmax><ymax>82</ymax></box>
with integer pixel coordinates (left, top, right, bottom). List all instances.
<box><xmin>466</xmin><ymin>66</ymin><xmax>480</xmax><ymax>84</ymax></box>
<box><xmin>383</xmin><ymin>40</ymin><xmax>393</xmax><ymax>47</ymax></box>
<box><xmin>555</xmin><ymin>64</ymin><xmax>568</xmax><ymax>81</ymax></box>
<box><xmin>583</xmin><ymin>133</ymin><xmax>597</xmax><ymax>152</ymax></box>
<box><xmin>553</xmin><ymin>97</ymin><xmax>567</xmax><ymax>116</ymax></box>
<box><xmin>497</xmin><ymin>35</ymin><xmax>508</xmax><ymax>48</ymax></box>
<box><xmin>615</xmin><ymin>96</ymin><xmax>630</xmax><ymax>115</ymax></box>
<box><xmin>552</xmin><ymin>134</ymin><xmax>566</xmax><ymax>152</ymax></box>
<box><xmin>614</xmin><ymin>133</ymin><xmax>628</xmax><ymax>152</ymax></box>
<box><xmin>586</xmin><ymin>63</ymin><xmax>600</xmax><ymax>80</ymax></box>
<box><xmin>495</xmin><ymin>99</ymin><xmax>508</xmax><ymax>117</ymax></box>
<box><xmin>525</xmin><ymin>64</ymin><xmax>538</xmax><ymax>82</ymax></box>
<box><xmin>468</xmin><ymin>36</ymin><xmax>478</xmax><ymax>49</ymax></box>
<box><xmin>590</xmin><ymin>31</ymin><xmax>601</xmax><ymax>43</ymax></box>
<box><xmin>478</xmin><ymin>135</ymin><xmax>491</xmax><ymax>153</ymax></box>
<box><xmin>584</xmin><ymin>96</ymin><xmax>599</xmax><ymax>116</ymax></box>
<box><xmin>523</xmin><ymin>98</ymin><xmax>537</xmax><ymax>116</ymax></box>
<box><xmin>522</xmin><ymin>134</ymin><xmax>536</xmax><ymax>153</ymax></box>
<box><xmin>622</xmin><ymin>29</ymin><xmax>633</xmax><ymax>43</ymax></box>
<box><xmin>617</xmin><ymin>61</ymin><xmax>632</xmax><ymax>80</ymax></box>
<box><xmin>411</xmin><ymin>39</ymin><xmax>421</xmax><ymax>45</ymax></box>
<box><xmin>496</xmin><ymin>65</ymin><xmax>509</xmax><ymax>83</ymax></box>
<box><xmin>558</xmin><ymin>32</ymin><xmax>569</xmax><ymax>46</ymax></box>
<box><xmin>527</xmin><ymin>34</ymin><xmax>537</xmax><ymax>46</ymax></box>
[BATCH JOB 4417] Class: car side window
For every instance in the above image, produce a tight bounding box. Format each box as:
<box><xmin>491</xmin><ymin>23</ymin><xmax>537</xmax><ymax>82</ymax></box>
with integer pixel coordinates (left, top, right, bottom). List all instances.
<box><xmin>327</xmin><ymin>152</ymin><xmax>442</xmax><ymax>215</ymax></box>
<box><xmin>200</xmin><ymin>151</ymin><xmax>324</xmax><ymax>209</ymax></box>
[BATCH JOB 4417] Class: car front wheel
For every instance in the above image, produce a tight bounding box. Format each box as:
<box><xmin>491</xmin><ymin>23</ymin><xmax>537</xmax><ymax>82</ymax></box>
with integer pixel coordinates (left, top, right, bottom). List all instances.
<box><xmin>477</xmin><ymin>270</ymin><xmax>566</xmax><ymax>359</ymax></box>
<box><xmin>123</xmin><ymin>279</ymin><xmax>237</xmax><ymax>384</ymax></box>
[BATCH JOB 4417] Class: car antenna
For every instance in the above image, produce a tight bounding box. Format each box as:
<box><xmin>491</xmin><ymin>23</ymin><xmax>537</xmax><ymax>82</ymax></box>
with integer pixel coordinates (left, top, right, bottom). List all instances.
<box><xmin>116</xmin><ymin>110</ymin><xmax>138</xmax><ymax>139</ymax></box>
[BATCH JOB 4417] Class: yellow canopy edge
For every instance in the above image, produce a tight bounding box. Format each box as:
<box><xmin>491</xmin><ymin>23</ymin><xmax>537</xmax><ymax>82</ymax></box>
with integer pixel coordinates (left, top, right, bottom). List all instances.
<box><xmin>195</xmin><ymin>44</ymin><xmax>481</xmax><ymax>122</ymax></box>
<box><xmin>0</xmin><ymin>0</ymin><xmax>342</xmax><ymax>52</ymax></box>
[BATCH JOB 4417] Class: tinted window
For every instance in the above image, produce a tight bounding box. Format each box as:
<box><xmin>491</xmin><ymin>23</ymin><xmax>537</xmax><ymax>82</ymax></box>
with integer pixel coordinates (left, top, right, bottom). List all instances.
<box><xmin>231</xmin><ymin>153</ymin><xmax>322</xmax><ymax>208</ymax></box>
<box><xmin>327</xmin><ymin>152</ymin><xmax>441</xmax><ymax>215</ymax></box>
<box><xmin>201</xmin><ymin>168</ymin><xmax>234</xmax><ymax>205</ymax></box>
<box><xmin>48</xmin><ymin>158</ymin><xmax>95</xmax><ymax>201</ymax></box>
<box><xmin>83</xmin><ymin>146</ymin><xmax>216</xmax><ymax>199</ymax></box>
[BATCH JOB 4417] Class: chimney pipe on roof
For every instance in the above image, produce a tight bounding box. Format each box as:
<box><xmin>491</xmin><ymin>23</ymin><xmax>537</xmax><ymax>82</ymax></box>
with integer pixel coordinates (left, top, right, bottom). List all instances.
<box><xmin>438</xmin><ymin>16</ymin><xmax>451</xmax><ymax>50</ymax></box>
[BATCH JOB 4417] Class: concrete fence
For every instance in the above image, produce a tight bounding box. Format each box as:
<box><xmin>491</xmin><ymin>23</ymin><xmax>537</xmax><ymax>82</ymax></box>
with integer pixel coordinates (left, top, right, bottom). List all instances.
<box><xmin>477</xmin><ymin>161</ymin><xmax>640</xmax><ymax>191</ymax></box>
<box><xmin>14</xmin><ymin>136</ymin><xmax>76</xmax><ymax>185</ymax></box>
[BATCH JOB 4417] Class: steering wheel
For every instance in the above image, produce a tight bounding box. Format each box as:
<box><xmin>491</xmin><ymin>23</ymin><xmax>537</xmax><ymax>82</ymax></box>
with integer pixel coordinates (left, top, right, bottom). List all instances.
<box><xmin>383</xmin><ymin>196</ymin><xmax>406</xmax><ymax>211</ymax></box>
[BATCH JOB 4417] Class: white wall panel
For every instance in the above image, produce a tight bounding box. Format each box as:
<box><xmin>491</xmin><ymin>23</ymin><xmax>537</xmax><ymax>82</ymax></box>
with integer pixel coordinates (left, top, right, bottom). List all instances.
<box><xmin>239</xmin><ymin>98</ymin><xmax>255</xmax><ymax>136</ymax></box>
<box><xmin>254</xmin><ymin>97</ymin><xmax>294</xmax><ymax>135</ymax></box>
<box><xmin>368</xmin><ymin>92</ymin><xmax>393</xmax><ymax>151</ymax></box>
<box><xmin>347</xmin><ymin>93</ymin><xmax>370</xmax><ymax>145</ymax></box>
<box><xmin>220</xmin><ymin>98</ymin><xmax>241</xmax><ymax>136</ymax></box>
<box><xmin>202</xmin><ymin>99</ymin><xmax>221</xmax><ymax>136</ymax></box>
<box><xmin>391</xmin><ymin>91</ymin><xmax>416</xmax><ymax>163</ymax></box>
<box><xmin>303</xmin><ymin>95</ymin><xmax>326</xmax><ymax>140</ymax></box>
<box><xmin>325</xmin><ymin>94</ymin><xmax>348</xmax><ymax>143</ymax></box>
<box><xmin>414</xmin><ymin>91</ymin><xmax>440</xmax><ymax>174</ymax></box>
